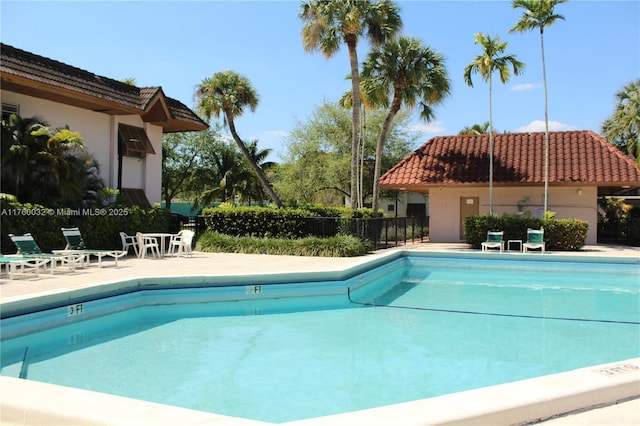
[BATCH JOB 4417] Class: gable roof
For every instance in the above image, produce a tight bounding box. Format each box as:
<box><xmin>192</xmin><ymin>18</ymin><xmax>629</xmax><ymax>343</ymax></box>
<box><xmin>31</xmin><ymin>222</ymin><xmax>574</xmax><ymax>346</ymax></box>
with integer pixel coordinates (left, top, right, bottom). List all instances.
<box><xmin>380</xmin><ymin>131</ymin><xmax>640</xmax><ymax>191</ymax></box>
<box><xmin>0</xmin><ymin>43</ymin><xmax>208</xmax><ymax>133</ymax></box>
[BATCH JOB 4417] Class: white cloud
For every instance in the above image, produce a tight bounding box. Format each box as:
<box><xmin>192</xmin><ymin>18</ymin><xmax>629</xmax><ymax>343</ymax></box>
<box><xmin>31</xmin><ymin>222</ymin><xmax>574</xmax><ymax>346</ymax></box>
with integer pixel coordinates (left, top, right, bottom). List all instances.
<box><xmin>263</xmin><ymin>130</ymin><xmax>289</xmax><ymax>139</ymax></box>
<box><xmin>515</xmin><ymin>120</ymin><xmax>577</xmax><ymax>132</ymax></box>
<box><xmin>511</xmin><ymin>83</ymin><xmax>541</xmax><ymax>91</ymax></box>
<box><xmin>408</xmin><ymin>121</ymin><xmax>447</xmax><ymax>134</ymax></box>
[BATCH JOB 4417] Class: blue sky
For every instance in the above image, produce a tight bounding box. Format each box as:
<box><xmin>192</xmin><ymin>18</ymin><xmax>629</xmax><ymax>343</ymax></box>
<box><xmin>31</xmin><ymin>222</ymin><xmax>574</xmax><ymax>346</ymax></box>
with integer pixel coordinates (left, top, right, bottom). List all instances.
<box><xmin>2</xmin><ymin>1</ymin><xmax>638</xmax><ymax>160</ymax></box>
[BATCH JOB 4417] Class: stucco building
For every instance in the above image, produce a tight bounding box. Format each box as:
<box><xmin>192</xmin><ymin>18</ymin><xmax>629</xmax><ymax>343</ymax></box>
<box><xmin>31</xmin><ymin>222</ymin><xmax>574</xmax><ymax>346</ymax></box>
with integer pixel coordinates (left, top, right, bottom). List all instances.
<box><xmin>0</xmin><ymin>43</ymin><xmax>208</xmax><ymax>206</ymax></box>
<box><xmin>380</xmin><ymin>131</ymin><xmax>640</xmax><ymax>244</ymax></box>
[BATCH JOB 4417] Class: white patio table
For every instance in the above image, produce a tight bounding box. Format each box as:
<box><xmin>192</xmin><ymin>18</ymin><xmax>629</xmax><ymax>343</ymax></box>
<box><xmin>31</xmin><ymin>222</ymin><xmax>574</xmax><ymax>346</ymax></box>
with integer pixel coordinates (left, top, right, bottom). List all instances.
<box><xmin>140</xmin><ymin>232</ymin><xmax>175</xmax><ymax>258</ymax></box>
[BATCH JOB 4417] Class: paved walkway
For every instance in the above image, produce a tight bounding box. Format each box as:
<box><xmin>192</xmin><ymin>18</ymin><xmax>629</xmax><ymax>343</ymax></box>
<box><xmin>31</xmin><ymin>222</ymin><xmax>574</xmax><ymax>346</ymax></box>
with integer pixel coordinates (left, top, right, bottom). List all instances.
<box><xmin>1</xmin><ymin>242</ymin><xmax>639</xmax><ymax>425</ymax></box>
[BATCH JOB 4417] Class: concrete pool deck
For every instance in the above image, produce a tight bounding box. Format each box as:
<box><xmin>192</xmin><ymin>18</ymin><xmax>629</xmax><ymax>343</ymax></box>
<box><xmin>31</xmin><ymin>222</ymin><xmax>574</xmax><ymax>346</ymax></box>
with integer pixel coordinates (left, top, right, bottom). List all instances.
<box><xmin>1</xmin><ymin>242</ymin><xmax>639</xmax><ymax>425</ymax></box>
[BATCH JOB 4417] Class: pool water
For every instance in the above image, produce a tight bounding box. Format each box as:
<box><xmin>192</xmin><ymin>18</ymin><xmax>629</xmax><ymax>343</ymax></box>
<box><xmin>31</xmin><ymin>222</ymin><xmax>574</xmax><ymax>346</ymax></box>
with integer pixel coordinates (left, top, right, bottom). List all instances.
<box><xmin>1</xmin><ymin>255</ymin><xmax>639</xmax><ymax>423</ymax></box>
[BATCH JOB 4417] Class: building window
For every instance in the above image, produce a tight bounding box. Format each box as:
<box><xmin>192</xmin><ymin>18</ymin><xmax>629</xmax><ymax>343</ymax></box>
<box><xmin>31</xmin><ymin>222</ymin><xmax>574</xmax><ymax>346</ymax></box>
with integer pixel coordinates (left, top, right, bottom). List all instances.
<box><xmin>2</xmin><ymin>102</ymin><xmax>19</xmax><ymax>121</ymax></box>
<box><xmin>118</xmin><ymin>124</ymin><xmax>156</xmax><ymax>158</ymax></box>
<box><xmin>406</xmin><ymin>203</ymin><xmax>426</xmax><ymax>217</ymax></box>
<box><xmin>387</xmin><ymin>204</ymin><xmax>395</xmax><ymax>212</ymax></box>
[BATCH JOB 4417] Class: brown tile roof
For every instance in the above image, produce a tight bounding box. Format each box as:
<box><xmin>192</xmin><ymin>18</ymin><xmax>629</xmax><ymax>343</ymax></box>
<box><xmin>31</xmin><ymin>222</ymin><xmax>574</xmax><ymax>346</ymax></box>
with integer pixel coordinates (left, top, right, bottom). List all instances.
<box><xmin>0</xmin><ymin>43</ymin><xmax>207</xmax><ymax>132</ymax></box>
<box><xmin>380</xmin><ymin>131</ymin><xmax>640</xmax><ymax>189</ymax></box>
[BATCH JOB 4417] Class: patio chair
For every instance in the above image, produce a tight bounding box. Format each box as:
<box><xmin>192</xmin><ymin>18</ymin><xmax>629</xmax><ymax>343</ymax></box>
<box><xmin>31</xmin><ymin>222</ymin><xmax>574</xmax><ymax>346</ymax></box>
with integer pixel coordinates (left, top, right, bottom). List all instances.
<box><xmin>9</xmin><ymin>233</ymin><xmax>79</xmax><ymax>273</ymax></box>
<box><xmin>0</xmin><ymin>254</ymin><xmax>49</xmax><ymax>279</ymax></box>
<box><xmin>168</xmin><ymin>230</ymin><xmax>194</xmax><ymax>257</ymax></box>
<box><xmin>120</xmin><ymin>232</ymin><xmax>139</xmax><ymax>257</ymax></box>
<box><xmin>481</xmin><ymin>231</ymin><xmax>504</xmax><ymax>252</ymax></box>
<box><xmin>136</xmin><ymin>232</ymin><xmax>160</xmax><ymax>259</ymax></box>
<box><xmin>523</xmin><ymin>228</ymin><xmax>545</xmax><ymax>253</ymax></box>
<box><xmin>56</xmin><ymin>227</ymin><xmax>126</xmax><ymax>267</ymax></box>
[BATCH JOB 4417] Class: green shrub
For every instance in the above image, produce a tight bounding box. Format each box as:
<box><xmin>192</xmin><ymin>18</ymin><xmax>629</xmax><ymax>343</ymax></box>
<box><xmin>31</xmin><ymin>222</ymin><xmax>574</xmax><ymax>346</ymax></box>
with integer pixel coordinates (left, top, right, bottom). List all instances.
<box><xmin>464</xmin><ymin>213</ymin><xmax>588</xmax><ymax>251</ymax></box>
<box><xmin>0</xmin><ymin>201</ymin><xmax>69</xmax><ymax>252</ymax></box>
<box><xmin>196</xmin><ymin>232</ymin><xmax>372</xmax><ymax>257</ymax></box>
<box><xmin>0</xmin><ymin>199</ymin><xmax>171</xmax><ymax>253</ymax></box>
<box><xmin>199</xmin><ymin>205</ymin><xmax>380</xmax><ymax>239</ymax></box>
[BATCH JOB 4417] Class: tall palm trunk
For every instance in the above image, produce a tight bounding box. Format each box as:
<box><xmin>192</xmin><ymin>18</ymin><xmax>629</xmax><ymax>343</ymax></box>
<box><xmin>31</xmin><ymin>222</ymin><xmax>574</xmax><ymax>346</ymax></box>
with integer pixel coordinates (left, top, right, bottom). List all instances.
<box><xmin>540</xmin><ymin>28</ymin><xmax>550</xmax><ymax>214</ymax></box>
<box><xmin>226</xmin><ymin>113</ymin><xmax>283</xmax><ymax>208</ymax></box>
<box><xmin>372</xmin><ymin>96</ymin><xmax>401</xmax><ymax>212</ymax></box>
<box><xmin>488</xmin><ymin>74</ymin><xmax>494</xmax><ymax>215</ymax></box>
<box><xmin>347</xmin><ymin>36</ymin><xmax>361</xmax><ymax>209</ymax></box>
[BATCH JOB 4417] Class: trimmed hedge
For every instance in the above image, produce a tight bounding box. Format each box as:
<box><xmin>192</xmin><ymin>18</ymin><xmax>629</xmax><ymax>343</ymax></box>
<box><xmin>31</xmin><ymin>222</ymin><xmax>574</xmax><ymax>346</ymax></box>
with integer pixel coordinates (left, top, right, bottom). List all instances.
<box><xmin>200</xmin><ymin>205</ymin><xmax>380</xmax><ymax>239</ymax></box>
<box><xmin>197</xmin><ymin>232</ymin><xmax>373</xmax><ymax>257</ymax></box>
<box><xmin>464</xmin><ymin>213</ymin><xmax>588</xmax><ymax>251</ymax></box>
<box><xmin>1</xmin><ymin>199</ymin><xmax>170</xmax><ymax>253</ymax></box>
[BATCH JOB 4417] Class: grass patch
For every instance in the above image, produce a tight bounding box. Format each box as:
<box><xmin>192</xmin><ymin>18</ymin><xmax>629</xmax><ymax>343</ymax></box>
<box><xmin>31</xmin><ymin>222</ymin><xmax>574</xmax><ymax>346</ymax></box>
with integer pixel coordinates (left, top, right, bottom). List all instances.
<box><xmin>196</xmin><ymin>232</ymin><xmax>372</xmax><ymax>257</ymax></box>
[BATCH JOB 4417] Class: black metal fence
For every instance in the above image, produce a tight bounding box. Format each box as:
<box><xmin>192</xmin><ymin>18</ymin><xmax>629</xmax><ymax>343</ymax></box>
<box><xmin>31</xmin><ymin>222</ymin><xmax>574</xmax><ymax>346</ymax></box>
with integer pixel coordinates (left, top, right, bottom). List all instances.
<box><xmin>181</xmin><ymin>215</ymin><xmax>429</xmax><ymax>249</ymax></box>
<box><xmin>598</xmin><ymin>216</ymin><xmax>640</xmax><ymax>246</ymax></box>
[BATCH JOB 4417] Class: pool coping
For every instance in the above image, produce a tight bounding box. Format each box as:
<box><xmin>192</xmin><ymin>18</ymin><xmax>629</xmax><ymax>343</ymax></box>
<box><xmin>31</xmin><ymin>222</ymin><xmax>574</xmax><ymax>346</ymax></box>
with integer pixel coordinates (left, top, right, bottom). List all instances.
<box><xmin>2</xmin><ymin>358</ymin><xmax>638</xmax><ymax>425</ymax></box>
<box><xmin>1</xmin><ymin>247</ymin><xmax>639</xmax><ymax>425</ymax></box>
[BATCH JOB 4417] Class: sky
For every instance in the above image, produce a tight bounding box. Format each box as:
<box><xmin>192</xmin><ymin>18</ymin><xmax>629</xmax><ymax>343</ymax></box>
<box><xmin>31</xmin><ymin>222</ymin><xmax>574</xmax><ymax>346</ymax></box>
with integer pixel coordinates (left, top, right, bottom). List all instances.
<box><xmin>1</xmin><ymin>1</ymin><xmax>639</xmax><ymax>161</ymax></box>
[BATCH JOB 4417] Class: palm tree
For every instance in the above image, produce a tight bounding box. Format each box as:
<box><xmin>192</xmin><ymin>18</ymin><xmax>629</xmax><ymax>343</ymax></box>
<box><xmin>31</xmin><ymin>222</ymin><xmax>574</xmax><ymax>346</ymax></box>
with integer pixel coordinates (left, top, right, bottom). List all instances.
<box><xmin>196</xmin><ymin>70</ymin><xmax>283</xmax><ymax>207</ymax></box>
<box><xmin>300</xmin><ymin>0</ymin><xmax>402</xmax><ymax>208</ymax></box>
<box><xmin>464</xmin><ymin>33</ymin><xmax>525</xmax><ymax>215</ymax></box>
<box><xmin>601</xmin><ymin>79</ymin><xmax>640</xmax><ymax>166</ymax></box>
<box><xmin>360</xmin><ymin>36</ymin><xmax>451</xmax><ymax>212</ymax></box>
<box><xmin>510</xmin><ymin>0</ymin><xmax>566</xmax><ymax>214</ymax></box>
<box><xmin>1</xmin><ymin>115</ymin><xmax>100</xmax><ymax>207</ymax></box>
<box><xmin>238</xmin><ymin>140</ymin><xmax>278</xmax><ymax>205</ymax></box>
<box><xmin>194</xmin><ymin>141</ymin><xmax>253</xmax><ymax>207</ymax></box>
<box><xmin>1</xmin><ymin>114</ymin><xmax>48</xmax><ymax>201</ymax></box>
<box><xmin>458</xmin><ymin>122</ymin><xmax>491</xmax><ymax>135</ymax></box>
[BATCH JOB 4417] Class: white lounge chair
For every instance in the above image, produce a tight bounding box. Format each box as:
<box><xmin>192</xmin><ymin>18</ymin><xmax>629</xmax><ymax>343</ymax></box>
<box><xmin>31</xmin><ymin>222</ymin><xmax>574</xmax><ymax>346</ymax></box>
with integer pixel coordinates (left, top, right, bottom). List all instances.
<box><xmin>0</xmin><ymin>254</ymin><xmax>49</xmax><ymax>279</ymax></box>
<box><xmin>168</xmin><ymin>230</ymin><xmax>194</xmax><ymax>257</ymax></box>
<box><xmin>9</xmin><ymin>233</ymin><xmax>80</xmax><ymax>273</ymax></box>
<box><xmin>523</xmin><ymin>228</ymin><xmax>545</xmax><ymax>253</ymax></box>
<box><xmin>56</xmin><ymin>227</ymin><xmax>126</xmax><ymax>267</ymax></box>
<box><xmin>481</xmin><ymin>231</ymin><xmax>504</xmax><ymax>252</ymax></box>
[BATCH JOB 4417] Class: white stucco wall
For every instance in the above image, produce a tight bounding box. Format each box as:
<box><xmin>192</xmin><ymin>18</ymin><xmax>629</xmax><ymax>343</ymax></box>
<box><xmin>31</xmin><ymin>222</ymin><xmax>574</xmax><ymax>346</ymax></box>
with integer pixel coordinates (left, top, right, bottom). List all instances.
<box><xmin>428</xmin><ymin>185</ymin><xmax>598</xmax><ymax>245</ymax></box>
<box><xmin>1</xmin><ymin>91</ymin><xmax>163</xmax><ymax>204</ymax></box>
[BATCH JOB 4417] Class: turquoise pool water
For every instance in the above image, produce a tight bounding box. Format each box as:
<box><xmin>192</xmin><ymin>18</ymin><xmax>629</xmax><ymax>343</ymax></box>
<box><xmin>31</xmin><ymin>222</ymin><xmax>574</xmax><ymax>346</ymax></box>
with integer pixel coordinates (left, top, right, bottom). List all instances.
<box><xmin>1</xmin><ymin>254</ymin><xmax>639</xmax><ymax>423</ymax></box>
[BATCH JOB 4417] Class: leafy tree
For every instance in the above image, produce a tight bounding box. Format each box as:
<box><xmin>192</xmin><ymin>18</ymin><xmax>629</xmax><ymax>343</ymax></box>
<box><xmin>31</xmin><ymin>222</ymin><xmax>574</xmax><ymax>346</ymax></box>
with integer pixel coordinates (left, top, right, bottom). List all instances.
<box><xmin>195</xmin><ymin>70</ymin><xmax>283</xmax><ymax>207</ymax></box>
<box><xmin>510</xmin><ymin>0</ymin><xmax>567</xmax><ymax>213</ymax></box>
<box><xmin>162</xmin><ymin>128</ymin><xmax>222</xmax><ymax>210</ymax></box>
<box><xmin>359</xmin><ymin>36</ymin><xmax>450</xmax><ymax>212</ymax></box>
<box><xmin>464</xmin><ymin>33</ymin><xmax>525</xmax><ymax>214</ymax></box>
<box><xmin>278</xmin><ymin>100</ymin><xmax>416</xmax><ymax>206</ymax></box>
<box><xmin>1</xmin><ymin>114</ymin><xmax>106</xmax><ymax>207</ymax></box>
<box><xmin>601</xmin><ymin>79</ymin><xmax>640</xmax><ymax>165</ymax></box>
<box><xmin>300</xmin><ymin>0</ymin><xmax>402</xmax><ymax>208</ymax></box>
<box><xmin>459</xmin><ymin>122</ymin><xmax>491</xmax><ymax>135</ymax></box>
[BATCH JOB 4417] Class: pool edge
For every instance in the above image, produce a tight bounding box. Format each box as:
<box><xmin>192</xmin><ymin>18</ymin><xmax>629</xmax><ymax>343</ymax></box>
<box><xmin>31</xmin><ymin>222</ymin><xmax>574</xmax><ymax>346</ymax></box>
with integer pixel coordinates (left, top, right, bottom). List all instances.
<box><xmin>2</xmin><ymin>357</ymin><xmax>638</xmax><ymax>426</ymax></box>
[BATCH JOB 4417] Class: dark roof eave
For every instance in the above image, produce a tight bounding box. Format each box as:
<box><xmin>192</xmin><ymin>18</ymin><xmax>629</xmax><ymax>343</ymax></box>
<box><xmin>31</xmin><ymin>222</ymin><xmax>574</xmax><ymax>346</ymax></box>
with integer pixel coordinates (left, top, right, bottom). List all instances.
<box><xmin>1</xmin><ymin>43</ymin><xmax>207</xmax><ymax>132</ymax></box>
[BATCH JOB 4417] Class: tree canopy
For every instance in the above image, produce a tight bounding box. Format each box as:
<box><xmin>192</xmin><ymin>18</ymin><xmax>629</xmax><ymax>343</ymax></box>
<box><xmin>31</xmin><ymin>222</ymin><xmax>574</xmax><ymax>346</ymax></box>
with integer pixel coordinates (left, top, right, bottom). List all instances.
<box><xmin>601</xmin><ymin>79</ymin><xmax>640</xmax><ymax>166</ymax></box>
<box><xmin>300</xmin><ymin>0</ymin><xmax>402</xmax><ymax>208</ymax></box>
<box><xmin>276</xmin><ymin>100</ymin><xmax>417</xmax><ymax>206</ymax></box>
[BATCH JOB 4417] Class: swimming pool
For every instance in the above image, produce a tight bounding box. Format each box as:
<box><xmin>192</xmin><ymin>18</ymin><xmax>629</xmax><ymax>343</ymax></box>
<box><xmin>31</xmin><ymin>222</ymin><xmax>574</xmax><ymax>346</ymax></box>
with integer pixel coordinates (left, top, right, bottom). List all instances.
<box><xmin>1</xmin><ymin>252</ymin><xmax>639</xmax><ymax>424</ymax></box>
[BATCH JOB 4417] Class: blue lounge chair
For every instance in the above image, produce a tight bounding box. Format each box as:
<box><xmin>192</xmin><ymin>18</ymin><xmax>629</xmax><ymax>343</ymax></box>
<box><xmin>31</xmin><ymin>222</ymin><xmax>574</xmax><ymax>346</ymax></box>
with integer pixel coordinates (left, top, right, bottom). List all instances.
<box><xmin>9</xmin><ymin>233</ymin><xmax>79</xmax><ymax>273</ymax></box>
<box><xmin>56</xmin><ymin>227</ymin><xmax>126</xmax><ymax>267</ymax></box>
<box><xmin>481</xmin><ymin>231</ymin><xmax>504</xmax><ymax>252</ymax></box>
<box><xmin>523</xmin><ymin>228</ymin><xmax>545</xmax><ymax>253</ymax></box>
